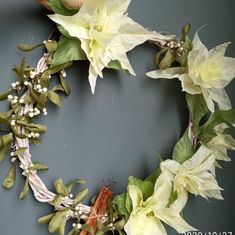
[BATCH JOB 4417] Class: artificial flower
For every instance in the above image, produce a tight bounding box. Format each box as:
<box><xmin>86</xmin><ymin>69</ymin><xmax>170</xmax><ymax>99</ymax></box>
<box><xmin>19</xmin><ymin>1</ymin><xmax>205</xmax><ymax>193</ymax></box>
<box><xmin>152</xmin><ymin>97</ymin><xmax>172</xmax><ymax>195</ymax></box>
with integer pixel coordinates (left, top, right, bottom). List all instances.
<box><xmin>207</xmin><ymin>123</ymin><xmax>235</xmax><ymax>162</ymax></box>
<box><xmin>38</xmin><ymin>0</ymin><xmax>52</xmax><ymax>10</ymax></box>
<box><xmin>160</xmin><ymin>145</ymin><xmax>223</xmax><ymax>202</ymax></box>
<box><xmin>49</xmin><ymin>0</ymin><xmax>170</xmax><ymax>93</ymax></box>
<box><xmin>147</xmin><ymin>32</ymin><xmax>235</xmax><ymax>112</ymax></box>
<box><xmin>124</xmin><ymin>172</ymin><xmax>196</xmax><ymax>235</ymax></box>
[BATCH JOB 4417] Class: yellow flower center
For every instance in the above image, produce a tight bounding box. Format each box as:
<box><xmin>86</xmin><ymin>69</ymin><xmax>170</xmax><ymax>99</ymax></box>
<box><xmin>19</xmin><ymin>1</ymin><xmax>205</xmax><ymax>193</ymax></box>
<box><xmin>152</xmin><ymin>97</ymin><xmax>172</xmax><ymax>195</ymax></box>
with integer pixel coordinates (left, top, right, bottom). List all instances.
<box><xmin>199</xmin><ymin>60</ymin><xmax>221</xmax><ymax>81</ymax></box>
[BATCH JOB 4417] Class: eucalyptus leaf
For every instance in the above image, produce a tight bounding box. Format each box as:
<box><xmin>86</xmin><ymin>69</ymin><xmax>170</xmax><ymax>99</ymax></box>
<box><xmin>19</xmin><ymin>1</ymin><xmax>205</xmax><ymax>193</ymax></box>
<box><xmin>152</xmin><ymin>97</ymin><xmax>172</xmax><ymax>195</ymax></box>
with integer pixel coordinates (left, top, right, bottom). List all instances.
<box><xmin>17</xmin><ymin>43</ymin><xmax>43</xmax><ymax>52</ymax></box>
<box><xmin>38</xmin><ymin>213</ymin><xmax>55</xmax><ymax>224</ymax></box>
<box><xmin>0</xmin><ymin>88</ymin><xmax>13</xmax><ymax>101</ymax></box>
<box><xmin>33</xmin><ymin>162</ymin><xmax>49</xmax><ymax>171</ymax></box>
<box><xmin>51</xmin><ymin>35</ymin><xmax>87</xmax><ymax>67</ymax></box>
<box><xmin>19</xmin><ymin>179</ymin><xmax>29</xmax><ymax>200</ymax></box>
<box><xmin>172</xmin><ymin>128</ymin><xmax>195</xmax><ymax>164</ymax></box>
<box><xmin>2</xmin><ymin>162</ymin><xmax>16</xmax><ymax>189</ymax></box>
<box><xmin>54</xmin><ymin>178</ymin><xmax>69</xmax><ymax>196</ymax></box>
<box><xmin>60</xmin><ymin>76</ymin><xmax>71</xmax><ymax>96</ymax></box>
<box><xmin>48</xmin><ymin>210</ymin><xmax>67</xmax><ymax>233</ymax></box>
<box><xmin>13</xmin><ymin>147</ymin><xmax>27</xmax><ymax>156</ymax></box>
<box><xmin>48</xmin><ymin>90</ymin><xmax>63</xmax><ymax>107</ymax></box>
<box><xmin>53</xmin><ymin>195</ymin><xmax>62</xmax><ymax>207</ymax></box>
<box><xmin>73</xmin><ymin>188</ymin><xmax>89</xmax><ymax>206</ymax></box>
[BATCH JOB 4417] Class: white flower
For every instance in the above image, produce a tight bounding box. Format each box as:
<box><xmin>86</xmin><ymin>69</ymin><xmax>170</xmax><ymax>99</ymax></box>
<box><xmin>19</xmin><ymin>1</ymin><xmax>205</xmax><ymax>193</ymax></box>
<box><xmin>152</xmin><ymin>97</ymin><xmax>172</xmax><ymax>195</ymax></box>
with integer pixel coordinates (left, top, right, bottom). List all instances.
<box><xmin>160</xmin><ymin>145</ymin><xmax>223</xmax><ymax>201</ymax></box>
<box><xmin>207</xmin><ymin>123</ymin><xmax>235</xmax><ymax>163</ymax></box>
<box><xmin>49</xmin><ymin>0</ymin><xmax>169</xmax><ymax>93</ymax></box>
<box><xmin>124</xmin><ymin>172</ymin><xmax>196</xmax><ymax>235</ymax></box>
<box><xmin>147</xmin><ymin>32</ymin><xmax>235</xmax><ymax>112</ymax></box>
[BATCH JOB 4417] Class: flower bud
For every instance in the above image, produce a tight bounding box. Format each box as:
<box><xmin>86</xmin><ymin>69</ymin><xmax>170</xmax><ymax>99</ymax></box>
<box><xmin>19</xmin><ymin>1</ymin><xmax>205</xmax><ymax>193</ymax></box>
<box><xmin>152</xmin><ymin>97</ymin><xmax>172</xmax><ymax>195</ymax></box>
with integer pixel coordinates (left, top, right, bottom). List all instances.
<box><xmin>63</xmin><ymin>0</ymin><xmax>85</xmax><ymax>9</ymax></box>
<box><xmin>37</xmin><ymin>0</ymin><xmax>52</xmax><ymax>10</ymax></box>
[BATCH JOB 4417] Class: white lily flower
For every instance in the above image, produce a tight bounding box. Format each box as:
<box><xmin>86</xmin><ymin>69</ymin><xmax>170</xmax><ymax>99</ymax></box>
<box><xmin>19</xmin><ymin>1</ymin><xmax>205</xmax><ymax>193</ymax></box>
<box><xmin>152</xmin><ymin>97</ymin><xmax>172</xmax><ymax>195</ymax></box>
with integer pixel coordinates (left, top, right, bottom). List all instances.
<box><xmin>124</xmin><ymin>172</ymin><xmax>196</xmax><ymax>235</ymax></box>
<box><xmin>207</xmin><ymin>123</ymin><xmax>235</xmax><ymax>162</ymax></box>
<box><xmin>147</xmin><ymin>32</ymin><xmax>235</xmax><ymax>112</ymax></box>
<box><xmin>161</xmin><ymin>145</ymin><xmax>223</xmax><ymax>201</ymax></box>
<box><xmin>49</xmin><ymin>0</ymin><xmax>169</xmax><ymax>93</ymax></box>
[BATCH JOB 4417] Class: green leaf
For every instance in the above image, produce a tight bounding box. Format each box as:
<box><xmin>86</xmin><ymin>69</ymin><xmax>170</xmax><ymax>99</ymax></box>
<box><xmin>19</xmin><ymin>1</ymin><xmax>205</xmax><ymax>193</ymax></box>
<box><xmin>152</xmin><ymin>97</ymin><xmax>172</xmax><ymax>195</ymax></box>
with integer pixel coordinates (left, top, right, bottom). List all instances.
<box><xmin>48</xmin><ymin>0</ymin><xmax>78</xmax><ymax>15</ymax></box>
<box><xmin>199</xmin><ymin>109</ymin><xmax>235</xmax><ymax>144</ymax></box>
<box><xmin>32</xmin><ymin>162</ymin><xmax>49</xmax><ymax>171</ymax></box>
<box><xmin>186</xmin><ymin>94</ymin><xmax>208</xmax><ymax>128</ymax></box>
<box><xmin>159</xmin><ymin>49</ymin><xmax>173</xmax><ymax>69</ymax></box>
<box><xmin>17</xmin><ymin>43</ymin><xmax>43</xmax><ymax>52</ymax></box>
<box><xmin>2</xmin><ymin>162</ymin><xmax>16</xmax><ymax>189</ymax></box>
<box><xmin>54</xmin><ymin>178</ymin><xmax>69</xmax><ymax>196</ymax></box>
<box><xmin>0</xmin><ymin>143</ymin><xmax>12</xmax><ymax>162</ymax></box>
<box><xmin>82</xmin><ymin>224</ymin><xmax>94</xmax><ymax>235</ymax></box>
<box><xmin>145</xmin><ymin>167</ymin><xmax>161</xmax><ymax>185</ymax></box>
<box><xmin>66</xmin><ymin>178</ymin><xmax>85</xmax><ymax>193</ymax></box>
<box><xmin>48</xmin><ymin>211</ymin><xmax>67</xmax><ymax>233</ymax></box>
<box><xmin>0</xmin><ymin>88</ymin><xmax>13</xmax><ymax>101</ymax></box>
<box><xmin>128</xmin><ymin>176</ymin><xmax>154</xmax><ymax>200</ymax></box>
<box><xmin>73</xmin><ymin>188</ymin><xmax>89</xmax><ymax>206</ymax></box>
<box><xmin>113</xmin><ymin>193</ymin><xmax>130</xmax><ymax>220</ymax></box>
<box><xmin>53</xmin><ymin>195</ymin><xmax>62</xmax><ymax>207</ymax></box>
<box><xmin>172</xmin><ymin>128</ymin><xmax>195</xmax><ymax>164</ymax></box>
<box><xmin>107</xmin><ymin>60</ymin><xmax>130</xmax><ymax>75</ymax></box>
<box><xmin>182</xmin><ymin>23</ymin><xmax>191</xmax><ymax>41</ymax></box>
<box><xmin>50</xmin><ymin>61</ymin><xmax>73</xmax><ymax>74</ymax></box>
<box><xmin>38</xmin><ymin>213</ymin><xmax>55</xmax><ymax>224</ymax></box>
<box><xmin>19</xmin><ymin>179</ymin><xmax>29</xmax><ymax>200</ymax></box>
<box><xmin>0</xmin><ymin>110</ymin><xmax>13</xmax><ymax>123</ymax></box>
<box><xmin>51</xmin><ymin>35</ymin><xmax>87</xmax><ymax>67</ymax></box>
<box><xmin>13</xmin><ymin>147</ymin><xmax>27</xmax><ymax>156</ymax></box>
<box><xmin>17</xmin><ymin>121</ymin><xmax>47</xmax><ymax>133</ymax></box>
<box><xmin>60</xmin><ymin>76</ymin><xmax>71</xmax><ymax>96</ymax></box>
<box><xmin>114</xmin><ymin>218</ymin><xmax>126</xmax><ymax>231</ymax></box>
<box><xmin>45</xmin><ymin>40</ymin><xmax>57</xmax><ymax>53</ymax></box>
<box><xmin>48</xmin><ymin>90</ymin><xmax>63</xmax><ymax>107</ymax></box>
<box><xmin>58</xmin><ymin>216</ymin><xmax>67</xmax><ymax>235</ymax></box>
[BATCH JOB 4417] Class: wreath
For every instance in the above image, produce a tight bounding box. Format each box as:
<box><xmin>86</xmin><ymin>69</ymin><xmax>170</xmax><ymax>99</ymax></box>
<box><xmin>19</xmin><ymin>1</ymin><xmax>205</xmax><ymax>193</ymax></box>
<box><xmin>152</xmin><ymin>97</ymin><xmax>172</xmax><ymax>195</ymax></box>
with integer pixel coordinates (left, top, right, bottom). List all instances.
<box><xmin>0</xmin><ymin>0</ymin><xmax>235</xmax><ymax>235</ymax></box>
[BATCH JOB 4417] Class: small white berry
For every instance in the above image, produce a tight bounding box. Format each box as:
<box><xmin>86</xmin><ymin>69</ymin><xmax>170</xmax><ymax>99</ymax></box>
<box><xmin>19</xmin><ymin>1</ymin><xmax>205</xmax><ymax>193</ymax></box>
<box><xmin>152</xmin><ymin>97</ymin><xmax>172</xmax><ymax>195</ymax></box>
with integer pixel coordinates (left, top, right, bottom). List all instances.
<box><xmin>179</xmin><ymin>47</ymin><xmax>184</xmax><ymax>51</ymax></box>
<box><xmin>44</xmin><ymin>112</ymin><xmax>48</xmax><ymax>116</ymax></box>
<box><xmin>74</xmin><ymin>212</ymin><xmax>78</xmax><ymax>216</ymax></box>
<box><xmin>72</xmin><ymin>223</ymin><xmax>76</xmax><ymax>228</ymax></box>
<box><xmin>29</xmin><ymin>112</ymin><xmax>34</xmax><ymax>118</ymax></box>
<box><xmin>24</xmin><ymin>81</ymin><xmax>29</xmax><ymax>86</ymax></box>
<box><xmin>19</xmin><ymin>98</ymin><xmax>24</xmax><ymax>104</ymax></box>
<box><xmin>35</xmin><ymin>133</ymin><xmax>40</xmax><ymax>138</ymax></box>
<box><xmin>28</xmin><ymin>134</ymin><xmax>32</xmax><ymax>138</ymax></box>
<box><xmin>38</xmin><ymin>88</ymin><xmax>43</xmax><ymax>93</ymax></box>
<box><xmin>42</xmin><ymin>87</ymin><xmax>48</xmax><ymax>93</ymax></box>
<box><xmin>36</xmin><ymin>84</ymin><xmax>41</xmax><ymax>89</ymax></box>
<box><xmin>11</xmin><ymin>158</ymin><xmax>16</xmax><ymax>163</ymax></box>
<box><xmin>30</xmin><ymin>163</ymin><xmax>34</xmax><ymax>168</ymax></box>
<box><xmin>11</xmin><ymin>83</ymin><xmax>16</xmax><ymax>89</ymax></box>
<box><xmin>25</xmin><ymin>169</ymin><xmax>29</xmax><ymax>174</ymax></box>
<box><xmin>43</xmin><ymin>108</ymin><xmax>47</xmax><ymax>112</ymax></box>
<box><xmin>10</xmin><ymin>120</ymin><xmax>16</xmax><ymax>126</ymax></box>
<box><xmin>11</xmin><ymin>99</ymin><xmax>17</xmax><ymax>104</ymax></box>
<box><xmin>10</xmin><ymin>152</ymin><xmax>15</xmax><ymax>157</ymax></box>
<box><xmin>78</xmin><ymin>210</ymin><xmax>82</xmax><ymax>215</ymax></box>
<box><xmin>29</xmin><ymin>108</ymin><xmax>34</xmax><ymax>112</ymax></box>
<box><xmin>15</xmin><ymin>81</ymin><xmax>20</xmax><ymax>85</ymax></box>
<box><xmin>69</xmin><ymin>194</ymin><xmax>73</xmax><ymax>198</ymax></box>
<box><xmin>77</xmin><ymin>224</ymin><xmax>82</xmax><ymax>229</ymax></box>
<box><xmin>65</xmin><ymin>196</ymin><xmax>69</xmax><ymax>200</ymax></box>
<box><xmin>7</xmin><ymin>95</ymin><xmax>13</xmax><ymax>101</ymax></box>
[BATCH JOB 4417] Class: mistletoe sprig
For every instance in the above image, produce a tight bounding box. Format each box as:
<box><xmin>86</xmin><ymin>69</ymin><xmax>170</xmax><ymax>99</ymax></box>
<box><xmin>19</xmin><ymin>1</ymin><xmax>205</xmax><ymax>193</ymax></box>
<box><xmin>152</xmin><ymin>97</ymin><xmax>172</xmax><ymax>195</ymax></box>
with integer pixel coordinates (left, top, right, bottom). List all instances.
<box><xmin>0</xmin><ymin>0</ymin><xmax>235</xmax><ymax>235</ymax></box>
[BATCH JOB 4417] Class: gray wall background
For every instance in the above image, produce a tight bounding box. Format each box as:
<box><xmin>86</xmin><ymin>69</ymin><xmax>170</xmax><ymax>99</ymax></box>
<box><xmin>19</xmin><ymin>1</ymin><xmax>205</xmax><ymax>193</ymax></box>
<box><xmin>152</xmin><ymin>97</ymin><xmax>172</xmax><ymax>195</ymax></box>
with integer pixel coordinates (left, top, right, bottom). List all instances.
<box><xmin>0</xmin><ymin>0</ymin><xmax>234</xmax><ymax>234</ymax></box>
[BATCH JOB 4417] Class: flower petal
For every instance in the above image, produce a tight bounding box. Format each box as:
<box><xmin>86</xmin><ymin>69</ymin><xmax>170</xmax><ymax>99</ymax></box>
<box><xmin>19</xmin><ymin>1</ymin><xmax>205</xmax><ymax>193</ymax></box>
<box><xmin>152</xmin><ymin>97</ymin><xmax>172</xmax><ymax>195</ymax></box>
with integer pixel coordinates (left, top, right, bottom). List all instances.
<box><xmin>170</xmin><ymin>189</ymin><xmax>188</xmax><ymax>213</ymax></box>
<box><xmin>128</xmin><ymin>185</ymin><xmax>143</xmax><ymax>211</ymax></box>
<box><xmin>146</xmin><ymin>67</ymin><xmax>185</xmax><ymax>79</ymax></box>
<box><xmin>207</xmin><ymin>88</ymin><xmax>232</xmax><ymax>110</ymax></box>
<box><xmin>179</xmin><ymin>74</ymin><xmax>202</xmax><ymax>94</ymax></box>
<box><xmin>201</xmin><ymin>88</ymin><xmax>215</xmax><ymax>112</ymax></box>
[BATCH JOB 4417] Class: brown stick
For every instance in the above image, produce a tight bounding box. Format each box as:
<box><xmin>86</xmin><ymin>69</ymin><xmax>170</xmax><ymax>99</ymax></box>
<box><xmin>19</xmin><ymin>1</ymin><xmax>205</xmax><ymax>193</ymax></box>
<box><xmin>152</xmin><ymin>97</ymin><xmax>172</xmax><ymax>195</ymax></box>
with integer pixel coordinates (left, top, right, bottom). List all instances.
<box><xmin>80</xmin><ymin>187</ymin><xmax>113</xmax><ymax>235</ymax></box>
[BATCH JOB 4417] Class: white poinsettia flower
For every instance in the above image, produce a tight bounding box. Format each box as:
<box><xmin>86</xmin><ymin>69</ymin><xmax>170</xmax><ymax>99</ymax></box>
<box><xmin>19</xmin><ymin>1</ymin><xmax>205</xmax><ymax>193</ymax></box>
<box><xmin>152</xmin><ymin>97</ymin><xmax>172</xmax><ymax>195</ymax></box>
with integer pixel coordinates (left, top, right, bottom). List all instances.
<box><xmin>147</xmin><ymin>32</ymin><xmax>235</xmax><ymax>112</ymax></box>
<box><xmin>207</xmin><ymin>123</ymin><xmax>235</xmax><ymax>162</ymax></box>
<box><xmin>49</xmin><ymin>0</ymin><xmax>169</xmax><ymax>94</ymax></box>
<box><xmin>160</xmin><ymin>145</ymin><xmax>223</xmax><ymax>201</ymax></box>
<box><xmin>124</xmin><ymin>172</ymin><xmax>196</xmax><ymax>235</ymax></box>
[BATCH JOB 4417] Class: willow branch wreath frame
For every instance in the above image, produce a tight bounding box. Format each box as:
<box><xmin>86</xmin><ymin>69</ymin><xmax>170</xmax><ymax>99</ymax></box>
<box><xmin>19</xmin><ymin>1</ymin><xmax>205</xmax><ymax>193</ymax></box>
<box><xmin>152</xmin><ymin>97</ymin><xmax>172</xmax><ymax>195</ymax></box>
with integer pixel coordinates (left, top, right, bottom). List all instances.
<box><xmin>0</xmin><ymin>0</ymin><xmax>235</xmax><ymax>235</ymax></box>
